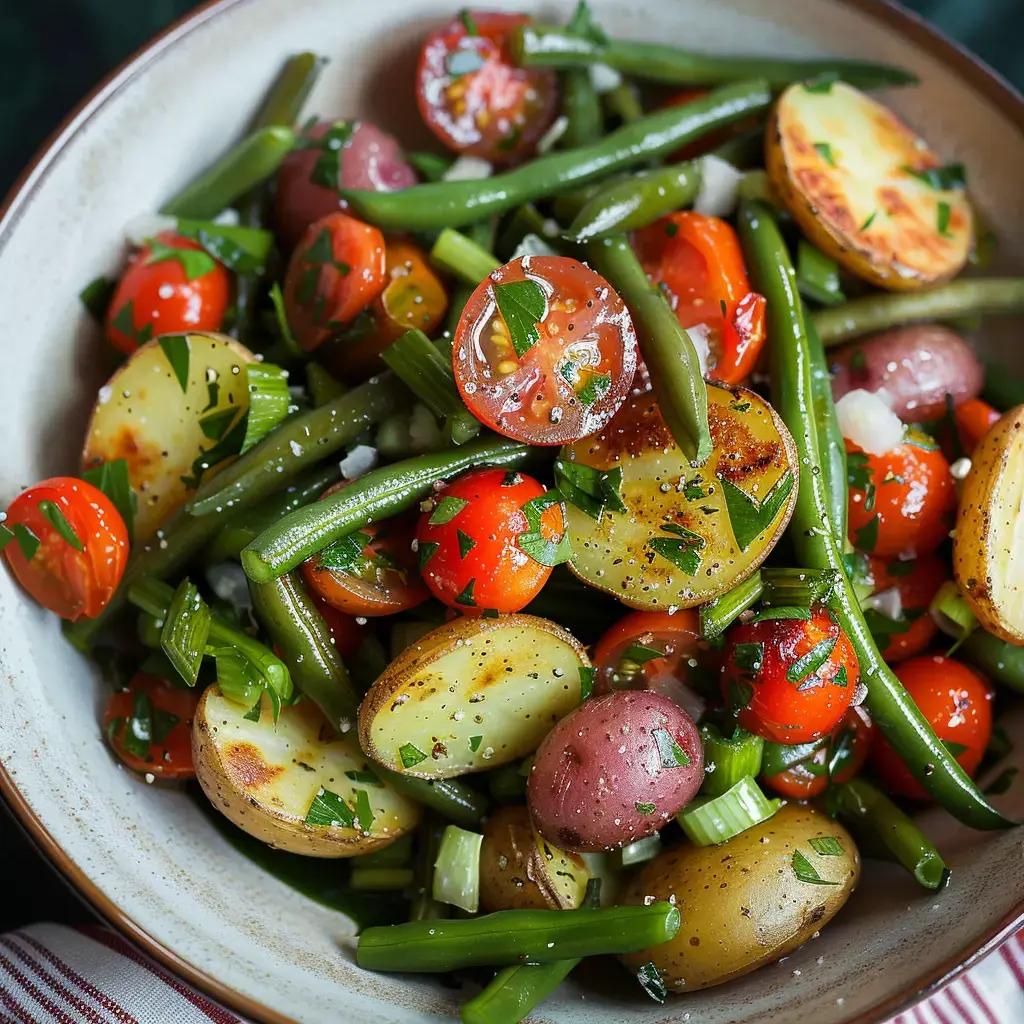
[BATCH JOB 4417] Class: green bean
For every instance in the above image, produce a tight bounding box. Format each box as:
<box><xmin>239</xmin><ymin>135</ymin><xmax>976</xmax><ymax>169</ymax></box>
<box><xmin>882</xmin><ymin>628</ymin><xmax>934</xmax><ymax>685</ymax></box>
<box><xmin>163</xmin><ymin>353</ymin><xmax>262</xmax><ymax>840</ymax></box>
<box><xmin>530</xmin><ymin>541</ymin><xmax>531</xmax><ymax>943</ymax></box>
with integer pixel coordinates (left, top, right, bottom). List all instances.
<box><xmin>559</xmin><ymin>2</ymin><xmax>604</xmax><ymax>148</ymax></box>
<box><xmin>161</xmin><ymin>126</ymin><xmax>296</xmax><ymax>220</ymax></box>
<box><xmin>812</xmin><ymin>278</ymin><xmax>1024</xmax><ymax>346</ymax></box>
<box><xmin>408</xmin><ymin>152</ymin><xmax>454</xmax><ymax>182</ymax></box>
<box><xmin>709</xmin><ymin>126</ymin><xmax>766</xmax><ymax>170</ymax></box>
<box><xmin>831</xmin><ymin>777</ymin><xmax>948</xmax><ymax>890</ymax></box>
<box><xmin>982</xmin><ymin>361</ymin><xmax>1024</xmax><ymax>413</ymax></box>
<box><xmin>602</xmin><ymin>82</ymin><xmax>644</xmax><ymax>125</ymax></box>
<box><xmin>566</xmin><ymin>159</ymin><xmax>700</xmax><ymax>241</ymax></box>
<box><xmin>336</xmin><ymin>81</ymin><xmax>770</xmax><ymax>231</ymax></box>
<box><xmin>356</xmin><ymin>902</ymin><xmax>679</xmax><ymax>973</ymax></box>
<box><xmin>187</xmin><ymin>374</ymin><xmax>408</xmax><ymax>517</ymax></box>
<box><xmin>377</xmin><ymin>770</ymin><xmax>490</xmax><ymax>830</ymax></box>
<box><xmin>807</xmin><ymin>313</ymin><xmax>847</xmax><ymax>552</ymax></box>
<box><xmin>511</xmin><ymin>25</ymin><xmax>916</xmax><ymax>89</ymax></box>
<box><xmin>248</xmin><ymin>53</ymin><xmax>324</xmax><ymax>130</ymax></box>
<box><xmin>961</xmin><ymin>628</ymin><xmax>1024</xmax><ymax>694</ymax></box>
<box><xmin>241</xmin><ymin>436</ymin><xmax>530</xmax><ymax>582</ymax></box>
<box><xmin>249</xmin><ymin>573</ymin><xmax>361</xmax><ymax>732</ymax></box>
<box><xmin>699</xmin><ymin>572</ymin><xmax>764</xmax><ymax>640</ymax></box>
<box><xmin>430</xmin><ymin>228</ymin><xmax>502</xmax><ymax>286</ymax></box>
<box><xmin>737</xmin><ymin>198</ymin><xmax>1011</xmax><ymax>830</ymax></box>
<box><xmin>586</xmin><ymin>234</ymin><xmax>711</xmax><ymax>463</ymax></box>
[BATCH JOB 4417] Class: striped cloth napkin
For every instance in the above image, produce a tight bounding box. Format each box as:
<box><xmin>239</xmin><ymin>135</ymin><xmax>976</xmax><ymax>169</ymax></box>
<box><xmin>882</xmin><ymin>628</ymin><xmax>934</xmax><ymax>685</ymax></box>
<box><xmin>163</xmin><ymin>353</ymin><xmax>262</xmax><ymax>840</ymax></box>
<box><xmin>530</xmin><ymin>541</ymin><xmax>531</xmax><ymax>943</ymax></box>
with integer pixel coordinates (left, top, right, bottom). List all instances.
<box><xmin>1</xmin><ymin>922</ymin><xmax>1022</xmax><ymax>1023</ymax></box>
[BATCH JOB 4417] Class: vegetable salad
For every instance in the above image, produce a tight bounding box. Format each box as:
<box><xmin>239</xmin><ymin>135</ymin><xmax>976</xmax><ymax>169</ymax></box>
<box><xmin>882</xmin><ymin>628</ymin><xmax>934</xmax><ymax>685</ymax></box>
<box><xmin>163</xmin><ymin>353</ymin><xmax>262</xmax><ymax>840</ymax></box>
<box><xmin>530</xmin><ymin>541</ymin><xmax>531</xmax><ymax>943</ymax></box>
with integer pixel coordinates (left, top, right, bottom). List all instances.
<box><xmin>7</xmin><ymin>5</ymin><xmax>1024</xmax><ymax>1018</ymax></box>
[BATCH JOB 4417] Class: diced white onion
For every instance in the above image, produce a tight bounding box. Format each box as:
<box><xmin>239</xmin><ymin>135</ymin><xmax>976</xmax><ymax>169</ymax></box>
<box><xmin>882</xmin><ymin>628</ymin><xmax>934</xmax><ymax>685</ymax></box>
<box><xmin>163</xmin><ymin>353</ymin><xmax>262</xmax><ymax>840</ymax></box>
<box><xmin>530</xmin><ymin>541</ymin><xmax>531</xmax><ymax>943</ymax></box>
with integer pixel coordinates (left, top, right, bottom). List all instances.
<box><xmin>950</xmin><ymin>457</ymin><xmax>972</xmax><ymax>480</ymax></box>
<box><xmin>511</xmin><ymin>233</ymin><xmax>561</xmax><ymax>260</ymax></box>
<box><xmin>340</xmin><ymin>444</ymin><xmax>379</xmax><ymax>480</ymax></box>
<box><xmin>835</xmin><ymin>389</ymin><xmax>905</xmax><ymax>455</ymax></box>
<box><xmin>212</xmin><ymin>208</ymin><xmax>241</xmax><ymax>227</ymax></box>
<box><xmin>205</xmin><ymin>562</ymin><xmax>253</xmax><ymax>610</ymax></box>
<box><xmin>537</xmin><ymin>115</ymin><xmax>569</xmax><ymax>154</ymax></box>
<box><xmin>589</xmin><ymin>63</ymin><xmax>622</xmax><ymax>93</ymax></box>
<box><xmin>124</xmin><ymin>213</ymin><xmax>177</xmax><ymax>247</ymax></box>
<box><xmin>442</xmin><ymin>156</ymin><xmax>493</xmax><ymax>181</ymax></box>
<box><xmin>693</xmin><ymin>155</ymin><xmax>744</xmax><ymax>219</ymax></box>
<box><xmin>861</xmin><ymin>586</ymin><xmax>903</xmax><ymax>621</ymax></box>
<box><xmin>685</xmin><ymin>325</ymin><xmax>711</xmax><ymax>378</ymax></box>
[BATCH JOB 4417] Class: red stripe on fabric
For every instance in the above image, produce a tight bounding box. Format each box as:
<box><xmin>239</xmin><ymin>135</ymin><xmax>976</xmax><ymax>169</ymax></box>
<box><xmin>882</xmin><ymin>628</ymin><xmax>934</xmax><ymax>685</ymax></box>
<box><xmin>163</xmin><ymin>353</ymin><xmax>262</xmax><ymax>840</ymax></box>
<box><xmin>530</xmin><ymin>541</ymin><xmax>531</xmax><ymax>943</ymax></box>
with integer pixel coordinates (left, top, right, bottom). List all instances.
<box><xmin>0</xmin><ymin>988</ymin><xmax>42</xmax><ymax>1024</ymax></box>
<box><xmin>1001</xmin><ymin>943</ymin><xmax>1024</xmax><ymax>988</ymax></box>
<box><xmin>13</xmin><ymin>933</ymin><xmax>138</xmax><ymax>1024</ymax></box>
<box><xmin>913</xmin><ymin>1007</ymin><xmax>929</xmax><ymax>1024</ymax></box>
<box><xmin>961</xmin><ymin>974</ymin><xmax>1000</xmax><ymax>1024</ymax></box>
<box><xmin>0</xmin><ymin>950</ymin><xmax>78</xmax><ymax>1024</ymax></box>
<box><xmin>930</xmin><ymin>995</ymin><xmax>954</xmax><ymax>1024</ymax></box>
<box><xmin>78</xmin><ymin>927</ymin><xmax>242</xmax><ymax>1024</ymax></box>
<box><xmin>0</xmin><ymin>937</ymin><xmax>112</xmax><ymax>1024</ymax></box>
<box><xmin>944</xmin><ymin>984</ymin><xmax>977</xmax><ymax>1024</ymax></box>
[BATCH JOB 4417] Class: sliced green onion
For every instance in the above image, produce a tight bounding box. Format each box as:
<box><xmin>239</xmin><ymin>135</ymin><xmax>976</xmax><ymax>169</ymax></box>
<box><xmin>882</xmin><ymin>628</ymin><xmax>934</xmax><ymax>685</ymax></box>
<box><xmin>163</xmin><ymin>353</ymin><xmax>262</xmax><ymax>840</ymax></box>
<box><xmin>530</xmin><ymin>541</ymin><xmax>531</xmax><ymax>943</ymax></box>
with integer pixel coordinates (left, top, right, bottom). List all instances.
<box><xmin>699</xmin><ymin>572</ymin><xmax>763</xmax><ymax>640</ymax></box>
<box><xmin>796</xmin><ymin>239</ymin><xmax>845</xmax><ymax>306</ymax></box>
<box><xmin>429</xmin><ymin>228</ymin><xmax>502</xmax><ymax>286</ymax></box>
<box><xmin>677</xmin><ymin>776</ymin><xmax>780</xmax><ymax>846</ymax></box>
<box><xmin>761</xmin><ymin>567</ymin><xmax>837</xmax><ymax>608</ymax></box>
<box><xmin>699</xmin><ymin>724</ymin><xmax>764</xmax><ymax>798</ymax></box>
<box><xmin>160</xmin><ymin>580</ymin><xmax>211</xmax><ymax>686</ymax></box>
<box><xmin>268</xmin><ymin>282</ymin><xmax>301</xmax><ymax>359</ymax></box>
<box><xmin>408</xmin><ymin>151</ymin><xmax>454</xmax><ymax>182</ymax></box>
<box><xmin>349</xmin><ymin>867</ymin><xmax>415</xmax><ymax>891</ymax></box>
<box><xmin>137</xmin><ymin>612</ymin><xmax>164</xmax><ymax>649</ymax></box>
<box><xmin>175</xmin><ymin>220</ymin><xmax>274</xmax><ymax>274</ymax></box>
<box><xmin>306</xmin><ymin>363</ymin><xmax>347</xmax><ymax>407</ymax></box>
<box><xmin>761</xmin><ymin>737</ymin><xmax>827</xmax><ymax>778</ymax></box>
<box><xmin>432</xmin><ymin>824</ymin><xmax>484</xmax><ymax>913</ymax></box>
<box><xmin>241</xmin><ymin>363</ymin><xmax>292</xmax><ymax>453</ymax></box>
<box><xmin>929</xmin><ymin>580</ymin><xmax>978</xmax><ymax>654</ymax></box>
<box><xmin>617</xmin><ymin>835</ymin><xmax>661</xmax><ymax>869</ymax></box>
<box><xmin>736</xmin><ymin>169</ymin><xmax>773</xmax><ymax>204</ymax></box>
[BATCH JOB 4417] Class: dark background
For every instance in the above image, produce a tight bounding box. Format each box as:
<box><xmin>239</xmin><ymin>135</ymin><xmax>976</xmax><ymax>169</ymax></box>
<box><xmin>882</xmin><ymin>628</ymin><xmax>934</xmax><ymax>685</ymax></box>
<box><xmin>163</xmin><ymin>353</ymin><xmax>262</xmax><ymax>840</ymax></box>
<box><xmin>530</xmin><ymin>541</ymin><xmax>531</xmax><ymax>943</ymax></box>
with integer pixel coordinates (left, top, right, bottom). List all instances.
<box><xmin>0</xmin><ymin>0</ymin><xmax>1021</xmax><ymax>934</ymax></box>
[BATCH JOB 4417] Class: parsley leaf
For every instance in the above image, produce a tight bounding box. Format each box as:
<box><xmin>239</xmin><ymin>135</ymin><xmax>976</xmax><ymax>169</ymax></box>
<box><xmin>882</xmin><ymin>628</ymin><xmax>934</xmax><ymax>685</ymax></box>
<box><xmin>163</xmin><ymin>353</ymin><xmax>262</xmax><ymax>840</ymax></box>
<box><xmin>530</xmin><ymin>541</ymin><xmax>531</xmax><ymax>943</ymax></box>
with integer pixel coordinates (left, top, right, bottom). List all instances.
<box><xmin>635</xmin><ymin>801</ymin><xmax>656</xmax><ymax>815</ymax></box>
<box><xmin>622</xmin><ymin>643</ymin><xmax>663</xmax><ymax>665</ymax></box>
<box><xmin>734</xmin><ymin>642</ymin><xmax>764</xmax><ymax>673</ymax></box>
<box><xmin>429</xmin><ymin>496</ymin><xmax>470</xmax><ymax>525</ymax></box>
<box><xmin>353</xmin><ymin>789</ymin><xmax>375</xmax><ymax>832</ymax></box>
<box><xmin>11</xmin><ymin>523</ymin><xmax>39</xmax><ymax>561</ymax></box>
<box><xmin>305</xmin><ymin>787</ymin><xmax>356</xmax><ymax>828</ymax></box>
<box><xmin>813</xmin><ymin>142</ymin><xmax>836</xmax><ymax>166</ymax></box>
<box><xmin>159</xmin><ymin>334</ymin><xmax>191</xmax><ymax>393</ymax></box>
<box><xmin>517</xmin><ymin>492</ymin><xmax>571</xmax><ymax>567</ymax></box>
<box><xmin>786</xmin><ymin>636</ymin><xmax>838</xmax><ymax>686</ymax></box>
<box><xmin>937</xmin><ymin>201</ymin><xmax>953</xmax><ymax>238</ymax></box>
<box><xmin>345</xmin><ymin>769</ymin><xmax>383</xmax><ymax>787</ymax></box>
<box><xmin>792</xmin><ymin>849</ymin><xmax>839</xmax><ymax>885</ymax></box>
<box><xmin>802</xmin><ymin>77</ymin><xmax>835</xmax><ymax>94</ymax></box>
<box><xmin>145</xmin><ymin>240</ymin><xmax>218</xmax><ymax>281</ymax></box>
<box><xmin>574</xmin><ymin>370</ymin><xmax>612</xmax><ymax>411</ymax></box>
<box><xmin>653</xmin><ymin>728</ymin><xmax>691</xmax><ymax>768</ymax></box>
<box><xmin>417</xmin><ymin>540</ymin><xmax>440</xmax><ymax>571</ymax></box>
<box><xmin>469</xmin><ymin>735</ymin><xmax>483</xmax><ymax>752</ymax></box>
<box><xmin>846</xmin><ymin>450</ymin><xmax>876</xmax><ymax>512</ymax></box>
<box><xmin>79</xmin><ymin>276</ymin><xmax>116</xmax><ymax>321</ymax></box>
<box><xmin>859</xmin><ymin>211</ymin><xmax>877</xmax><ymax>232</ymax></box>
<box><xmin>809</xmin><ymin>836</ymin><xmax>844</xmax><ymax>856</ymax></box>
<box><xmin>399</xmin><ymin>743</ymin><xmax>428</xmax><ymax>769</ymax></box>
<box><xmin>648</xmin><ymin>523</ymin><xmax>705</xmax><ymax>576</ymax></box>
<box><xmin>318</xmin><ymin>531</ymin><xmax>373</xmax><ymax>573</ymax></box>
<box><xmin>719</xmin><ymin>472</ymin><xmax>794</xmax><ymax>552</ymax></box>
<box><xmin>636</xmin><ymin>961</ymin><xmax>667</xmax><ymax>1004</ymax></box>
<box><xmin>554</xmin><ymin>460</ymin><xmax>627</xmax><ymax>521</ymax></box>
<box><xmin>578</xmin><ymin>666</ymin><xmax>595</xmax><ymax>700</ymax></box>
<box><xmin>37</xmin><ymin>500</ymin><xmax>83</xmax><ymax>552</ymax></box>
<box><xmin>109</xmin><ymin>299</ymin><xmax>153</xmax><ymax>347</ymax></box>
<box><xmin>854</xmin><ymin>514</ymin><xmax>880</xmax><ymax>552</ymax></box>
<box><xmin>493</xmin><ymin>279</ymin><xmax>547</xmax><ymax>359</ymax></box>
<box><xmin>457</xmin><ymin>529</ymin><xmax>477</xmax><ymax>559</ymax></box>
<box><xmin>454</xmin><ymin>579</ymin><xmax>477</xmax><ymax>606</ymax></box>
<box><xmin>902</xmin><ymin>163</ymin><xmax>966</xmax><ymax>191</ymax></box>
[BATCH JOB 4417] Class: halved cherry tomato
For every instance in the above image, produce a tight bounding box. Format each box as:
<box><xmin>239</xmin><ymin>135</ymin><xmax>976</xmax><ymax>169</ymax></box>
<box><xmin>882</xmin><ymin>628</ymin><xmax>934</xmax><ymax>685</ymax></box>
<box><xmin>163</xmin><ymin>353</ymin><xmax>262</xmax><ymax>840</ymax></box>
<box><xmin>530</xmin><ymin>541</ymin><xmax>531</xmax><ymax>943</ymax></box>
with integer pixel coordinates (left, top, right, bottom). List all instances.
<box><xmin>104</xmin><ymin>673</ymin><xmax>199</xmax><ymax>779</ymax></box>
<box><xmin>846</xmin><ymin>430</ymin><xmax>955</xmax><ymax>559</ymax></box>
<box><xmin>870</xmin><ymin>655</ymin><xmax>993</xmax><ymax>800</ymax></box>
<box><xmin>453</xmin><ymin>255</ymin><xmax>637</xmax><ymax>445</ymax></box>
<box><xmin>105</xmin><ymin>231</ymin><xmax>230</xmax><ymax>355</ymax></box>
<box><xmin>283</xmin><ymin>213</ymin><xmax>387</xmax><ymax>352</ymax></box>
<box><xmin>662</xmin><ymin>89</ymin><xmax>761</xmax><ymax>161</ymax></box>
<box><xmin>302</xmin><ymin>482</ymin><xmax>428</xmax><ymax>616</ymax></box>
<box><xmin>417</xmin><ymin>11</ymin><xmax>558</xmax><ymax>164</ymax></box>
<box><xmin>3</xmin><ymin>477</ymin><xmax>128</xmax><ymax>621</ymax></box>
<box><xmin>721</xmin><ymin>607</ymin><xmax>859</xmax><ymax>744</ymax></box>
<box><xmin>865</xmin><ymin>554</ymin><xmax>948</xmax><ymax>663</ymax></box>
<box><xmin>762</xmin><ymin>705</ymin><xmax>874</xmax><ymax>799</ymax></box>
<box><xmin>416</xmin><ymin>468</ymin><xmax>564</xmax><ymax>615</ymax></box>
<box><xmin>323</xmin><ymin>238</ymin><xmax>449</xmax><ymax>382</ymax></box>
<box><xmin>633</xmin><ymin>213</ymin><xmax>766</xmax><ymax>385</ymax></box>
<box><xmin>955</xmin><ymin>398</ymin><xmax>1001</xmax><ymax>455</ymax></box>
<box><xmin>310</xmin><ymin>592</ymin><xmax>365</xmax><ymax>660</ymax></box>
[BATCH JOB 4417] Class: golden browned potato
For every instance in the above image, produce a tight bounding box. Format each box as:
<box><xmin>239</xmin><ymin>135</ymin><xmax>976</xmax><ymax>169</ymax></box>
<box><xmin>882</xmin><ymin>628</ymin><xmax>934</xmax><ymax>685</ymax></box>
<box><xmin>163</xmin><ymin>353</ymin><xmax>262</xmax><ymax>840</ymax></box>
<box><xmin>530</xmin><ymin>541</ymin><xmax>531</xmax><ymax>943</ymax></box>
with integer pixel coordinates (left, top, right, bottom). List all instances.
<box><xmin>619</xmin><ymin>803</ymin><xmax>859</xmax><ymax>991</ymax></box>
<box><xmin>562</xmin><ymin>385</ymin><xmax>798</xmax><ymax>610</ymax></box>
<box><xmin>194</xmin><ymin>685</ymin><xmax>420</xmax><ymax>857</ymax></box>
<box><xmin>953</xmin><ymin>405</ymin><xmax>1024</xmax><ymax>642</ymax></box>
<box><xmin>83</xmin><ymin>332</ymin><xmax>256</xmax><ymax>541</ymax></box>
<box><xmin>359</xmin><ymin>614</ymin><xmax>590</xmax><ymax>780</ymax></box>
<box><xmin>478</xmin><ymin>805</ymin><xmax>590</xmax><ymax>912</ymax></box>
<box><xmin>767</xmin><ymin>80</ymin><xmax>972</xmax><ymax>290</ymax></box>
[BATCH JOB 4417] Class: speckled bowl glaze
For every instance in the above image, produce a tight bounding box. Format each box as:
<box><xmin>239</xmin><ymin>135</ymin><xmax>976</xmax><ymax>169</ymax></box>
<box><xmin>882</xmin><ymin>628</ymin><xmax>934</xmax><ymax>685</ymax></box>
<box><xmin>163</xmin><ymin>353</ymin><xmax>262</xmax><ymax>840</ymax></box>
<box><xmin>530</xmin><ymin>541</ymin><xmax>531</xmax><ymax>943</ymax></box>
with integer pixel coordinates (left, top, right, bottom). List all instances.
<box><xmin>2</xmin><ymin>1</ymin><xmax>1024</xmax><ymax>1021</ymax></box>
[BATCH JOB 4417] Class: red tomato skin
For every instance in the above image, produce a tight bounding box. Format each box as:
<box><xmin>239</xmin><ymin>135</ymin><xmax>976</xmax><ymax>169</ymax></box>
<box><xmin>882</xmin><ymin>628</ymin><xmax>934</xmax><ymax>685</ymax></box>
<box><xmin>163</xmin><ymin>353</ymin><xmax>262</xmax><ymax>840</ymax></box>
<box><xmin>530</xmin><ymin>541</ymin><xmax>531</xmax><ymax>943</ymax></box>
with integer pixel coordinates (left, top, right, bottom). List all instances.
<box><xmin>870</xmin><ymin>656</ymin><xmax>993</xmax><ymax>800</ymax></box>
<box><xmin>283</xmin><ymin>213</ymin><xmax>388</xmax><ymax>352</ymax></box>
<box><xmin>4</xmin><ymin>477</ymin><xmax>128</xmax><ymax>621</ymax></box>
<box><xmin>416</xmin><ymin>468</ymin><xmax>562</xmax><ymax>614</ymax></box>
<box><xmin>955</xmin><ymin>398</ymin><xmax>1001</xmax><ymax>455</ymax></box>
<box><xmin>846</xmin><ymin>435</ymin><xmax>955</xmax><ymax>559</ymax></box>
<box><xmin>105</xmin><ymin>232</ymin><xmax>230</xmax><ymax>355</ymax></box>
<box><xmin>867</xmin><ymin>554</ymin><xmax>948</xmax><ymax>663</ymax></box>
<box><xmin>721</xmin><ymin>608</ymin><xmax>859</xmax><ymax>744</ymax></box>
<box><xmin>417</xmin><ymin>11</ymin><xmax>558</xmax><ymax>164</ymax></box>
<box><xmin>453</xmin><ymin>255</ymin><xmax>638</xmax><ymax>445</ymax></box>
<box><xmin>104</xmin><ymin>673</ymin><xmax>198</xmax><ymax>779</ymax></box>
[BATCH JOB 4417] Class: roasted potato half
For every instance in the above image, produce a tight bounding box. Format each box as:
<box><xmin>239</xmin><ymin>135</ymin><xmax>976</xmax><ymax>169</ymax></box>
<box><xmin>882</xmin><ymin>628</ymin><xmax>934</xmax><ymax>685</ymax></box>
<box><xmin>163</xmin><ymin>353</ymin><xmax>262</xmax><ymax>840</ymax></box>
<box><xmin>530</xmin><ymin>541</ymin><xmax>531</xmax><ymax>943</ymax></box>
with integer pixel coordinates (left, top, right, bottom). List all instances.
<box><xmin>83</xmin><ymin>332</ymin><xmax>256</xmax><ymax>542</ymax></box>
<box><xmin>953</xmin><ymin>405</ymin><xmax>1024</xmax><ymax>643</ymax></box>
<box><xmin>194</xmin><ymin>685</ymin><xmax>420</xmax><ymax>857</ymax></box>
<box><xmin>562</xmin><ymin>386</ymin><xmax>798</xmax><ymax>610</ymax></box>
<box><xmin>767</xmin><ymin>81</ymin><xmax>971</xmax><ymax>290</ymax></box>
<box><xmin>479</xmin><ymin>805</ymin><xmax>590</xmax><ymax>912</ymax></box>
<box><xmin>620</xmin><ymin>803</ymin><xmax>859</xmax><ymax>991</ymax></box>
<box><xmin>359</xmin><ymin>614</ymin><xmax>589</xmax><ymax>779</ymax></box>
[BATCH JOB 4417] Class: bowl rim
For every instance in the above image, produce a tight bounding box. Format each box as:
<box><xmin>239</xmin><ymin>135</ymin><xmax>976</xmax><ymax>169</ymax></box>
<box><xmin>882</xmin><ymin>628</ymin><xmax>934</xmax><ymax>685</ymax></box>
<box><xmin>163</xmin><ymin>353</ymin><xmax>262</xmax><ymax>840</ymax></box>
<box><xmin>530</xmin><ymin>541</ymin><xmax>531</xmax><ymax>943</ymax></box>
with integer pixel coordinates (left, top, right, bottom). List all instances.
<box><xmin>1</xmin><ymin>1</ymin><xmax>1022</xmax><ymax>1021</ymax></box>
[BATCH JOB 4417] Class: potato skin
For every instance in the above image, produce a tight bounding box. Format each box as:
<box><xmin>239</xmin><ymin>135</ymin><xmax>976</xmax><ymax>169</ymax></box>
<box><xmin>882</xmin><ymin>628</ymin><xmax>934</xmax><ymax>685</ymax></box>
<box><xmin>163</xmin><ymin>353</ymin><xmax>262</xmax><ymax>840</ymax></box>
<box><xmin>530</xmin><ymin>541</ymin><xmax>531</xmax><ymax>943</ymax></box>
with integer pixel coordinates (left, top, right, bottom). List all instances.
<box><xmin>620</xmin><ymin>803</ymin><xmax>859</xmax><ymax>991</ymax></box>
<box><xmin>527</xmin><ymin>691</ymin><xmax>704</xmax><ymax>852</ymax></box>
<box><xmin>478</xmin><ymin>805</ymin><xmax>589</xmax><ymax>912</ymax></box>
<box><xmin>830</xmin><ymin>325</ymin><xmax>982</xmax><ymax>422</ymax></box>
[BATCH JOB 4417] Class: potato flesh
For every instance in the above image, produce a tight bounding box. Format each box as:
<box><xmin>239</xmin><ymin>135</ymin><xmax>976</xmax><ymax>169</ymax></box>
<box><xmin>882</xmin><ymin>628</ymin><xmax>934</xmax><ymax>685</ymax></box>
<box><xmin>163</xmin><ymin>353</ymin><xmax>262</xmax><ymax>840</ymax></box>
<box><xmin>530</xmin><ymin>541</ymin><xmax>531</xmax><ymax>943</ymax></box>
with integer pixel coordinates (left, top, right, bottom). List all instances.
<box><xmin>954</xmin><ymin>407</ymin><xmax>1024</xmax><ymax>642</ymax></box>
<box><xmin>360</xmin><ymin>615</ymin><xmax>588</xmax><ymax>779</ymax></box>
<box><xmin>83</xmin><ymin>332</ymin><xmax>255</xmax><ymax>542</ymax></box>
<box><xmin>195</xmin><ymin>686</ymin><xmax>420</xmax><ymax>856</ymax></box>
<box><xmin>769</xmin><ymin>81</ymin><xmax>971</xmax><ymax>290</ymax></box>
<box><xmin>563</xmin><ymin>386</ymin><xmax>798</xmax><ymax>610</ymax></box>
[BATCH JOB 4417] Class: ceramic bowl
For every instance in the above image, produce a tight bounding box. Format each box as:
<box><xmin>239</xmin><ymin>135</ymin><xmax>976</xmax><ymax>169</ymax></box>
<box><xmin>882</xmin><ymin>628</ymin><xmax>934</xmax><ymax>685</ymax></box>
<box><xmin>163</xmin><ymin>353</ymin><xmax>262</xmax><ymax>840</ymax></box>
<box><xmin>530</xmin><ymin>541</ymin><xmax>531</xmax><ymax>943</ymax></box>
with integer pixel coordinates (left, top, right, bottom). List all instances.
<box><xmin>2</xmin><ymin>1</ymin><xmax>1024</xmax><ymax>1021</ymax></box>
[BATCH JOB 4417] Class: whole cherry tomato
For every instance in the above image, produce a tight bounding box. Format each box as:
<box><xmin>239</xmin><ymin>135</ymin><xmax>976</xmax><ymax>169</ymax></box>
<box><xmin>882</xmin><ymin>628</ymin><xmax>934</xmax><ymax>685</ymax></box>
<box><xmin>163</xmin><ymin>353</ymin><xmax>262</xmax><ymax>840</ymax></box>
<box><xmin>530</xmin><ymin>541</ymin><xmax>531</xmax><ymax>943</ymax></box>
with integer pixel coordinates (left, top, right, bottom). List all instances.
<box><xmin>864</xmin><ymin>553</ymin><xmax>948</xmax><ymax>663</ymax></box>
<box><xmin>105</xmin><ymin>231</ymin><xmax>230</xmax><ymax>355</ymax></box>
<box><xmin>3</xmin><ymin>476</ymin><xmax>128</xmax><ymax>621</ymax></box>
<box><xmin>870</xmin><ymin>655</ymin><xmax>993</xmax><ymax>800</ymax></box>
<box><xmin>955</xmin><ymin>398</ymin><xmax>1001</xmax><ymax>455</ymax></box>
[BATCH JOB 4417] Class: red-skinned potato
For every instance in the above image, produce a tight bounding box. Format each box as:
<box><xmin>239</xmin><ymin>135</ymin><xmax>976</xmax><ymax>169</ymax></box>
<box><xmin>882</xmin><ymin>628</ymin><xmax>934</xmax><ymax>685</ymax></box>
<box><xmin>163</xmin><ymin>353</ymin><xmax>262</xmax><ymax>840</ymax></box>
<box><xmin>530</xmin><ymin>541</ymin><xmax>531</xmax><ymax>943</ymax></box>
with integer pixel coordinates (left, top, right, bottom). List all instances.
<box><xmin>830</xmin><ymin>325</ymin><xmax>982</xmax><ymax>422</ymax></box>
<box><xmin>527</xmin><ymin>691</ymin><xmax>704</xmax><ymax>852</ymax></box>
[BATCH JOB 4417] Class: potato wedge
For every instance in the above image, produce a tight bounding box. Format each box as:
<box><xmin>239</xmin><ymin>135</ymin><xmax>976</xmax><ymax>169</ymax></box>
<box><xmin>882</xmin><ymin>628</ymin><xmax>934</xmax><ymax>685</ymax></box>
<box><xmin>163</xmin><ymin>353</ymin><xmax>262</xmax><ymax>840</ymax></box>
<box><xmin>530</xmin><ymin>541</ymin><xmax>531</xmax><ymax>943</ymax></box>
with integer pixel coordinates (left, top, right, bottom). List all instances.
<box><xmin>767</xmin><ymin>81</ymin><xmax>971</xmax><ymax>290</ymax></box>
<box><xmin>953</xmin><ymin>406</ymin><xmax>1024</xmax><ymax>643</ymax></box>
<box><xmin>194</xmin><ymin>685</ymin><xmax>420</xmax><ymax>857</ymax></box>
<box><xmin>83</xmin><ymin>332</ymin><xmax>256</xmax><ymax>542</ymax></box>
<box><xmin>359</xmin><ymin>614</ymin><xmax>589</xmax><ymax>779</ymax></box>
<box><xmin>562</xmin><ymin>386</ymin><xmax>798</xmax><ymax>610</ymax></box>
<box><xmin>479</xmin><ymin>805</ymin><xmax>590</xmax><ymax>913</ymax></box>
